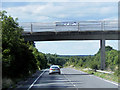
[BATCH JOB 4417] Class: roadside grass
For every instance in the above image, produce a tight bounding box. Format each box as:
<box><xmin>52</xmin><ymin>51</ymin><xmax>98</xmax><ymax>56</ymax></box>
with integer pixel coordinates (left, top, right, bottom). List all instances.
<box><xmin>66</xmin><ymin>66</ymin><xmax>118</xmax><ymax>83</ymax></box>
<box><xmin>84</xmin><ymin>70</ymin><xmax>118</xmax><ymax>83</ymax></box>
<box><xmin>93</xmin><ymin>72</ymin><xmax>118</xmax><ymax>83</ymax></box>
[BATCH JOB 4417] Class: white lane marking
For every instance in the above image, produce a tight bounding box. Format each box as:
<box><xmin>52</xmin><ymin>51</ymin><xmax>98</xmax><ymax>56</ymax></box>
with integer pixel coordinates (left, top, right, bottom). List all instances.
<box><xmin>27</xmin><ymin>69</ymin><xmax>47</xmax><ymax>90</ymax></box>
<box><xmin>68</xmin><ymin>68</ymin><xmax>118</xmax><ymax>86</ymax></box>
<box><xmin>33</xmin><ymin>82</ymin><xmax>74</xmax><ymax>86</ymax></box>
<box><xmin>64</xmin><ymin>74</ymin><xmax>76</xmax><ymax>87</ymax></box>
<box><xmin>62</xmin><ymin>69</ymin><xmax>76</xmax><ymax>88</ymax></box>
<box><xmin>45</xmin><ymin>80</ymin><xmax>68</xmax><ymax>82</ymax></box>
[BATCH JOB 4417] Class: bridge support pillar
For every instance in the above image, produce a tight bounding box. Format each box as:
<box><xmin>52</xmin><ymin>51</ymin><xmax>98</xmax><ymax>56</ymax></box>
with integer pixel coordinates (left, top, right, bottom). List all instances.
<box><xmin>100</xmin><ymin>39</ymin><xmax>105</xmax><ymax>70</ymax></box>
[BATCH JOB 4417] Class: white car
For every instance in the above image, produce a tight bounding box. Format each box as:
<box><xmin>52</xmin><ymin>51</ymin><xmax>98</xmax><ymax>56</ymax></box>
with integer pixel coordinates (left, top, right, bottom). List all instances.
<box><xmin>49</xmin><ymin>65</ymin><xmax>61</xmax><ymax>75</ymax></box>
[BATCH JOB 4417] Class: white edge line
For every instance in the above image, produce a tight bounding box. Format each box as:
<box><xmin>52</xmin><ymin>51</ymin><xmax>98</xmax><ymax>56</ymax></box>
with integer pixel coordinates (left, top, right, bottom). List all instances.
<box><xmin>27</xmin><ymin>69</ymin><xmax>47</xmax><ymax>90</ymax></box>
<box><xmin>62</xmin><ymin>69</ymin><xmax>76</xmax><ymax>88</ymax></box>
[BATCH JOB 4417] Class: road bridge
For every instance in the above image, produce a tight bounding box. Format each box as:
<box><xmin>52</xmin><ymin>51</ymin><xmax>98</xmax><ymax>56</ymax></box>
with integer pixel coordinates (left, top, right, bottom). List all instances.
<box><xmin>20</xmin><ymin>20</ymin><xmax>119</xmax><ymax>70</ymax></box>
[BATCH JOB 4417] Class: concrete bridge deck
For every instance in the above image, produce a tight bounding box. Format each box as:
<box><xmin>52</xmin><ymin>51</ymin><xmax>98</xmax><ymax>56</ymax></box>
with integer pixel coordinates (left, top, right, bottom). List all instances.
<box><xmin>22</xmin><ymin>31</ymin><xmax>119</xmax><ymax>41</ymax></box>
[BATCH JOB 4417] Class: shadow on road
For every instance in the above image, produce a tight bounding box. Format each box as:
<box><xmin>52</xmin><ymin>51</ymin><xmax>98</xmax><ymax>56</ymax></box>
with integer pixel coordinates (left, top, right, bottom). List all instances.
<box><xmin>60</xmin><ymin>73</ymin><xmax>90</xmax><ymax>75</ymax></box>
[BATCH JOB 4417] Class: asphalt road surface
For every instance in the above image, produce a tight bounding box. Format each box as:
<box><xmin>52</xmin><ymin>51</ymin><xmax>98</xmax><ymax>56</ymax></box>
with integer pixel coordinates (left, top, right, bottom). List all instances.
<box><xmin>16</xmin><ymin>68</ymin><xmax>118</xmax><ymax>90</ymax></box>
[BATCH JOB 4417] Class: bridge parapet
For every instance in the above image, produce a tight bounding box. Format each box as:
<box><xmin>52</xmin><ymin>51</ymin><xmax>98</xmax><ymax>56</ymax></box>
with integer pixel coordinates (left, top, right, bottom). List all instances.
<box><xmin>19</xmin><ymin>20</ymin><xmax>118</xmax><ymax>33</ymax></box>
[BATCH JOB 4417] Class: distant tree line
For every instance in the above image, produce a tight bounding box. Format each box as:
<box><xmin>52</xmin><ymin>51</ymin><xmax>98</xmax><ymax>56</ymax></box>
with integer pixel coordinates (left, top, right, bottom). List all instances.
<box><xmin>64</xmin><ymin>46</ymin><xmax>119</xmax><ymax>71</ymax></box>
<box><xmin>46</xmin><ymin>53</ymin><xmax>67</xmax><ymax>67</ymax></box>
<box><xmin>45</xmin><ymin>46</ymin><xmax>119</xmax><ymax>76</ymax></box>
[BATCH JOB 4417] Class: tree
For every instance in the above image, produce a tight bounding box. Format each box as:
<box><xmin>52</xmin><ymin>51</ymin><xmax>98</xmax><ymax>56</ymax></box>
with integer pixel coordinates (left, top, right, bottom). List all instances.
<box><xmin>1</xmin><ymin>11</ymin><xmax>41</xmax><ymax>78</ymax></box>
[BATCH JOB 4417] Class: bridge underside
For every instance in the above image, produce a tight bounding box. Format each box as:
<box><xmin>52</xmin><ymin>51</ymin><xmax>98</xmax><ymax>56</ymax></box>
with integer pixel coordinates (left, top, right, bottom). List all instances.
<box><xmin>22</xmin><ymin>31</ymin><xmax>119</xmax><ymax>41</ymax></box>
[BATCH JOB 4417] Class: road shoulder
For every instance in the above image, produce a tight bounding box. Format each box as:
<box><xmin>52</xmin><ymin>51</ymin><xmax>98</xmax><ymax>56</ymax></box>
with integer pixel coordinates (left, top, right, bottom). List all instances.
<box><xmin>14</xmin><ymin>69</ymin><xmax>46</xmax><ymax>89</ymax></box>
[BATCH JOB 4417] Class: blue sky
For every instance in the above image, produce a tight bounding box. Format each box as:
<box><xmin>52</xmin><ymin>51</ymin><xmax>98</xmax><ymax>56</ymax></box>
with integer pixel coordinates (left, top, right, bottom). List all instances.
<box><xmin>2</xmin><ymin>1</ymin><xmax>119</xmax><ymax>55</ymax></box>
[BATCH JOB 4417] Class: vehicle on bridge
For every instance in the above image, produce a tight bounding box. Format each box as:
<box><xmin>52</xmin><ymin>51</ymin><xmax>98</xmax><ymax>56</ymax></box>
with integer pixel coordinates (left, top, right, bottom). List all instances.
<box><xmin>49</xmin><ymin>65</ymin><xmax>61</xmax><ymax>75</ymax></box>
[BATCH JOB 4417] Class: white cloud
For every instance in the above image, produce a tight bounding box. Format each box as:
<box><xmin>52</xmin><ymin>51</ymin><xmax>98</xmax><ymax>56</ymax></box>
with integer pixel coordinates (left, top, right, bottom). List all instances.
<box><xmin>3</xmin><ymin>2</ymin><xmax>117</xmax><ymax>22</ymax></box>
<box><xmin>3</xmin><ymin>3</ymin><xmax>66</xmax><ymax>22</ymax></box>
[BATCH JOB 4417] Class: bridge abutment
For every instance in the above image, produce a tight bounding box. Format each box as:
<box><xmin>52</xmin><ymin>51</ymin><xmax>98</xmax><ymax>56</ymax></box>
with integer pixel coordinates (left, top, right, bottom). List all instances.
<box><xmin>100</xmin><ymin>39</ymin><xmax>105</xmax><ymax>70</ymax></box>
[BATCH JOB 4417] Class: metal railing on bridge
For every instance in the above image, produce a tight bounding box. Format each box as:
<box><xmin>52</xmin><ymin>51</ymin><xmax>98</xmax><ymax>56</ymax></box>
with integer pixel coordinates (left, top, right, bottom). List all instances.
<box><xmin>19</xmin><ymin>20</ymin><xmax>118</xmax><ymax>33</ymax></box>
